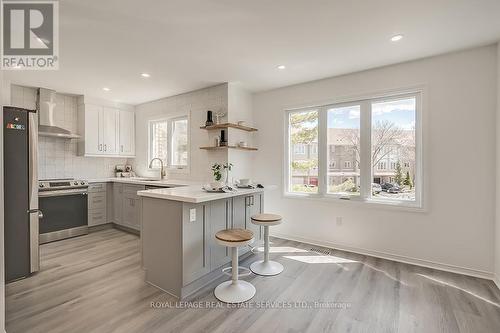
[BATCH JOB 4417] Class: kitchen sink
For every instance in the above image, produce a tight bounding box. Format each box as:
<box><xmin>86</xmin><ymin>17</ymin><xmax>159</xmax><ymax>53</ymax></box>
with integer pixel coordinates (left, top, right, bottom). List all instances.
<box><xmin>126</xmin><ymin>177</ymin><xmax>186</xmax><ymax>188</ymax></box>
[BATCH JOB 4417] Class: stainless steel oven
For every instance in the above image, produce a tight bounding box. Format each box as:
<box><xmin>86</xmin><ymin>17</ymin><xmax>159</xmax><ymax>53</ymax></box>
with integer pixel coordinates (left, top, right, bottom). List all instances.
<box><xmin>38</xmin><ymin>179</ymin><xmax>89</xmax><ymax>244</ymax></box>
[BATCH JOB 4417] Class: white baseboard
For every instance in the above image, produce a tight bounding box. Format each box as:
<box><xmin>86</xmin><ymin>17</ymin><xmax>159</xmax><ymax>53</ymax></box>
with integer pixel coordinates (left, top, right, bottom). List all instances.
<box><xmin>271</xmin><ymin>232</ymin><xmax>494</xmax><ymax>281</ymax></box>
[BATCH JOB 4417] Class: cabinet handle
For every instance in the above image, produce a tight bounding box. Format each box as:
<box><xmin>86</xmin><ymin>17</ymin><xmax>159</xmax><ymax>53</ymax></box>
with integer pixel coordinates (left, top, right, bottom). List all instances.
<box><xmin>104</xmin><ymin>144</ymin><xmax>107</xmax><ymax>151</ymax></box>
<box><xmin>251</xmin><ymin>196</ymin><xmax>254</xmax><ymax>206</ymax></box>
<box><xmin>99</xmin><ymin>144</ymin><xmax>102</xmax><ymax>151</ymax></box>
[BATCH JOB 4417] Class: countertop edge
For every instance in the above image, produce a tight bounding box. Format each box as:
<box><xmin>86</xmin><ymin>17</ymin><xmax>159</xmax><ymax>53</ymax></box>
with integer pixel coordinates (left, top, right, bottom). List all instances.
<box><xmin>137</xmin><ymin>188</ymin><xmax>265</xmax><ymax>203</ymax></box>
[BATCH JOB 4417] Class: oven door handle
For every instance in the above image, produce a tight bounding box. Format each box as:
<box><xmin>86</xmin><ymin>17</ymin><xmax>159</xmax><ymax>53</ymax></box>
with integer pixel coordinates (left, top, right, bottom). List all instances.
<box><xmin>38</xmin><ymin>190</ymin><xmax>88</xmax><ymax>198</ymax></box>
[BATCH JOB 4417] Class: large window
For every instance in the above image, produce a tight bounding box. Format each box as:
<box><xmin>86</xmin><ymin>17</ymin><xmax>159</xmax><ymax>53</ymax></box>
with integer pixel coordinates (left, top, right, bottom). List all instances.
<box><xmin>149</xmin><ymin>116</ymin><xmax>189</xmax><ymax>170</ymax></box>
<box><xmin>288</xmin><ymin>109</ymin><xmax>318</xmax><ymax>194</ymax></box>
<box><xmin>327</xmin><ymin>104</ymin><xmax>360</xmax><ymax>196</ymax></box>
<box><xmin>286</xmin><ymin>91</ymin><xmax>421</xmax><ymax>207</ymax></box>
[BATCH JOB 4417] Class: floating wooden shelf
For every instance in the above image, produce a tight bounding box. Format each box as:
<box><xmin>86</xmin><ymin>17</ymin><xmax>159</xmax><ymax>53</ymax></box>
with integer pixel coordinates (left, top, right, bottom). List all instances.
<box><xmin>200</xmin><ymin>123</ymin><xmax>258</xmax><ymax>132</ymax></box>
<box><xmin>199</xmin><ymin>146</ymin><xmax>258</xmax><ymax>151</ymax></box>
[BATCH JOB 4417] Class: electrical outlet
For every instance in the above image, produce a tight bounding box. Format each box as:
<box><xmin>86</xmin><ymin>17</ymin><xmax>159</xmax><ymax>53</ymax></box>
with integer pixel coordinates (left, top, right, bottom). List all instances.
<box><xmin>189</xmin><ymin>208</ymin><xmax>196</xmax><ymax>222</ymax></box>
<box><xmin>336</xmin><ymin>217</ymin><xmax>343</xmax><ymax>226</ymax></box>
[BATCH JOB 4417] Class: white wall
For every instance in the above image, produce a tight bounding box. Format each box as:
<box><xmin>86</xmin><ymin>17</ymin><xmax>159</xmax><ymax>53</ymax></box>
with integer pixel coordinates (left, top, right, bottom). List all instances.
<box><xmin>227</xmin><ymin>83</ymin><xmax>256</xmax><ymax>181</ymax></box>
<box><xmin>10</xmin><ymin>85</ymin><xmax>128</xmax><ymax>179</ymax></box>
<box><xmin>496</xmin><ymin>42</ymin><xmax>500</xmax><ymax>287</ymax></box>
<box><xmin>253</xmin><ymin>45</ymin><xmax>497</xmax><ymax>277</ymax></box>
<box><xmin>133</xmin><ymin>84</ymin><xmax>229</xmax><ymax>182</ymax></box>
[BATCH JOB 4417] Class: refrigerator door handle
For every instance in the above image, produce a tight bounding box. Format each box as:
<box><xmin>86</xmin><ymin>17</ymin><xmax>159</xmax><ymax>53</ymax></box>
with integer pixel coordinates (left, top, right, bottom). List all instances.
<box><xmin>28</xmin><ymin>111</ymin><xmax>40</xmax><ymax>273</ymax></box>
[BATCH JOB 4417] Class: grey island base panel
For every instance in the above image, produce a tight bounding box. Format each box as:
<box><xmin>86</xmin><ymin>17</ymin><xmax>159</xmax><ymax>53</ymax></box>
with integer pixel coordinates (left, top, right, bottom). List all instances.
<box><xmin>141</xmin><ymin>192</ymin><xmax>264</xmax><ymax>299</ymax></box>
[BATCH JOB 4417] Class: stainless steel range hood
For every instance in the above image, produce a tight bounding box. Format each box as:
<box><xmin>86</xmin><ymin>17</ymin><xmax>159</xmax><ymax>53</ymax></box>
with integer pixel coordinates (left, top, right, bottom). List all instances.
<box><xmin>37</xmin><ymin>88</ymin><xmax>80</xmax><ymax>139</ymax></box>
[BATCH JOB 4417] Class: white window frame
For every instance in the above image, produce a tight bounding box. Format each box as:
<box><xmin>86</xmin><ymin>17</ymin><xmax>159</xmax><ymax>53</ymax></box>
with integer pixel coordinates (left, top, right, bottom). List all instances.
<box><xmin>284</xmin><ymin>89</ymin><xmax>423</xmax><ymax>209</ymax></box>
<box><xmin>148</xmin><ymin>115</ymin><xmax>190</xmax><ymax>171</ymax></box>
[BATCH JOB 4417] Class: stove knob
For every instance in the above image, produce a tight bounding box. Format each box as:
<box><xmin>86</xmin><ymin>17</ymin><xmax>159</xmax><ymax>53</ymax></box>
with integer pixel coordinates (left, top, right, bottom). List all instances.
<box><xmin>39</xmin><ymin>184</ymin><xmax>44</xmax><ymax>188</ymax></box>
<box><xmin>81</xmin><ymin>181</ymin><xmax>85</xmax><ymax>185</ymax></box>
<box><xmin>74</xmin><ymin>181</ymin><xmax>78</xmax><ymax>185</ymax></box>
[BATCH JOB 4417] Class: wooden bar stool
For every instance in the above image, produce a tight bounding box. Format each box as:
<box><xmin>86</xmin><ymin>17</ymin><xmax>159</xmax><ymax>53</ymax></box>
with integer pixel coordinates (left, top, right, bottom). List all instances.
<box><xmin>250</xmin><ymin>213</ymin><xmax>284</xmax><ymax>276</ymax></box>
<box><xmin>214</xmin><ymin>228</ymin><xmax>255</xmax><ymax>303</ymax></box>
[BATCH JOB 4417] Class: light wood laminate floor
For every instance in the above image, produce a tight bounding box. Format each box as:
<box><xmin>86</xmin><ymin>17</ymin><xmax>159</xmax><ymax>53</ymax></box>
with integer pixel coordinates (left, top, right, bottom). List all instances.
<box><xmin>6</xmin><ymin>228</ymin><xmax>500</xmax><ymax>333</ymax></box>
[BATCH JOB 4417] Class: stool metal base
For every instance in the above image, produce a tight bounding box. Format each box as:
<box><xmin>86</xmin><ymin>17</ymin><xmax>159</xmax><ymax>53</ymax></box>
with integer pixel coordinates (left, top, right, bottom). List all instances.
<box><xmin>214</xmin><ymin>280</ymin><xmax>256</xmax><ymax>303</ymax></box>
<box><xmin>250</xmin><ymin>260</ymin><xmax>284</xmax><ymax>276</ymax></box>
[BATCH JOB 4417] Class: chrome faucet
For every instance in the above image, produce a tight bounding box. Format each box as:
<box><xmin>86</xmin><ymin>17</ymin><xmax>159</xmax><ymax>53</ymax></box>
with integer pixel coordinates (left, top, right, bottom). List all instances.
<box><xmin>149</xmin><ymin>158</ymin><xmax>166</xmax><ymax>179</ymax></box>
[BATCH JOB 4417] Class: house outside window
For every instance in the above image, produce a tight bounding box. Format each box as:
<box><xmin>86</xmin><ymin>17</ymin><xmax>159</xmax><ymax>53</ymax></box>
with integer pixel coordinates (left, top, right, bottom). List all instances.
<box><xmin>294</xmin><ymin>144</ymin><xmax>306</xmax><ymax>155</ymax></box>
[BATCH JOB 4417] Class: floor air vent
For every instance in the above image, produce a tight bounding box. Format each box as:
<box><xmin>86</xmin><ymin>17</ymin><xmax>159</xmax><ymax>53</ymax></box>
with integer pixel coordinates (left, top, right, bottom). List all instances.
<box><xmin>310</xmin><ymin>247</ymin><xmax>331</xmax><ymax>255</ymax></box>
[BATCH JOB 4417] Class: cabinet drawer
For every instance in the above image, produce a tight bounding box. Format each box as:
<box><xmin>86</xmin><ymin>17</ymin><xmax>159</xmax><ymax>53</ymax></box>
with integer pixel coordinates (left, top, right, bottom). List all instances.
<box><xmin>89</xmin><ymin>183</ymin><xmax>106</xmax><ymax>193</ymax></box>
<box><xmin>88</xmin><ymin>209</ymin><xmax>107</xmax><ymax>226</ymax></box>
<box><xmin>88</xmin><ymin>193</ymin><xmax>106</xmax><ymax>210</ymax></box>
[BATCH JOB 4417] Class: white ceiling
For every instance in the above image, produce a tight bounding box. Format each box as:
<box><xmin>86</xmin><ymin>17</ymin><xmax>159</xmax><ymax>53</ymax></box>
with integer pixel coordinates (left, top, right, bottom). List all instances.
<box><xmin>6</xmin><ymin>0</ymin><xmax>500</xmax><ymax>105</ymax></box>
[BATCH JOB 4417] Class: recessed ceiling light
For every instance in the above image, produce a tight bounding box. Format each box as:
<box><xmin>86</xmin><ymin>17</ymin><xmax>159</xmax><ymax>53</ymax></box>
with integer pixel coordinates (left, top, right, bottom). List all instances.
<box><xmin>141</xmin><ymin>73</ymin><xmax>151</xmax><ymax>78</ymax></box>
<box><xmin>277</xmin><ymin>65</ymin><xmax>286</xmax><ymax>70</ymax></box>
<box><xmin>391</xmin><ymin>34</ymin><xmax>404</xmax><ymax>42</ymax></box>
<box><xmin>103</xmin><ymin>87</ymin><xmax>111</xmax><ymax>92</ymax></box>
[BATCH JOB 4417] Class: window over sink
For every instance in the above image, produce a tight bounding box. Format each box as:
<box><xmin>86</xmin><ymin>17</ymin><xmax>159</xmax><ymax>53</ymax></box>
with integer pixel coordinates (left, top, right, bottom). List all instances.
<box><xmin>148</xmin><ymin>115</ymin><xmax>189</xmax><ymax>170</ymax></box>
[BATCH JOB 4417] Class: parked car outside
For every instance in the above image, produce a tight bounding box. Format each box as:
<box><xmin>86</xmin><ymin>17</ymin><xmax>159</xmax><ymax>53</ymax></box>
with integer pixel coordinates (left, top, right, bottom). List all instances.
<box><xmin>372</xmin><ymin>183</ymin><xmax>382</xmax><ymax>194</ymax></box>
<box><xmin>381</xmin><ymin>183</ymin><xmax>394</xmax><ymax>191</ymax></box>
<box><xmin>387</xmin><ymin>185</ymin><xmax>402</xmax><ymax>193</ymax></box>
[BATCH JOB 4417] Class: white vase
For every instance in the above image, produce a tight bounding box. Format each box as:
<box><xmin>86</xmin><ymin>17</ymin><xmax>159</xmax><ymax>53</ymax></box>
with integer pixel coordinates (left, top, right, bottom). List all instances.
<box><xmin>210</xmin><ymin>181</ymin><xmax>223</xmax><ymax>189</ymax></box>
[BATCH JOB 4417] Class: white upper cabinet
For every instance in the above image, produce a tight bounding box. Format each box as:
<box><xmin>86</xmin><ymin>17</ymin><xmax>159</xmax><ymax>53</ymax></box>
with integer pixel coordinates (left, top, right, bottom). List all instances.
<box><xmin>102</xmin><ymin>107</ymin><xmax>119</xmax><ymax>155</ymax></box>
<box><xmin>77</xmin><ymin>98</ymin><xmax>135</xmax><ymax>157</ymax></box>
<box><xmin>83</xmin><ymin>104</ymin><xmax>102</xmax><ymax>155</ymax></box>
<box><xmin>119</xmin><ymin>110</ymin><xmax>135</xmax><ymax>156</ymax></box>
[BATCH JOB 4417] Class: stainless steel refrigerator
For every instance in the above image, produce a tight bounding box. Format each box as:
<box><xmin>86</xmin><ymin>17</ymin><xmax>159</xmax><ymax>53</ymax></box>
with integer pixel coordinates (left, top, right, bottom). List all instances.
<box><xmin>3</xmin><ymin>106</ymin><xmax>40</xmax><ymax>282</ymax></box>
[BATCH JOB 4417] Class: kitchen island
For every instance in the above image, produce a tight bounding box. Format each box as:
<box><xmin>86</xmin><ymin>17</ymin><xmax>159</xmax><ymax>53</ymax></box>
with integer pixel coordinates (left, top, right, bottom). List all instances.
<box><xmin>137</xmin><ymin>185</ymin><xmax>264</xmax><ymax>299</ymax></box>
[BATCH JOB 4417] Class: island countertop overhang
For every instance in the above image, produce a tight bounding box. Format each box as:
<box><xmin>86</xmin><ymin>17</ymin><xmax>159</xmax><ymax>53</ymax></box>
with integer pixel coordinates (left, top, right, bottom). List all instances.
<box><xmin>137</xmin><ymin>185</ymin><xmax>264</xmax><ymax>203</ymax></box>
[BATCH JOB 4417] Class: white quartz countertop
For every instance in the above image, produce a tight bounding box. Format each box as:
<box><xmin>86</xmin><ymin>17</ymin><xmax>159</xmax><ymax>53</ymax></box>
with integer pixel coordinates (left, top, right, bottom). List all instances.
<box><xmin>137</xmin><ymin>185</ymin><xmax>264</xmax><ymax>203</ymax></box>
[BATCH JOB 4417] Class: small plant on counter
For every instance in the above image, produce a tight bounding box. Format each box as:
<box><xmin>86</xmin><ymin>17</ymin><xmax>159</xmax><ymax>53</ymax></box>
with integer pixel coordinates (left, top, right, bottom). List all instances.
<box><xmin>211</xmin><ymin>163</ymin><xmax>234</xmax><ymax>184</ymax></box>
<box><xmin>212</xmin><ymin>163</ymin><xmax>223</xmax><ymax>181</ymax></box>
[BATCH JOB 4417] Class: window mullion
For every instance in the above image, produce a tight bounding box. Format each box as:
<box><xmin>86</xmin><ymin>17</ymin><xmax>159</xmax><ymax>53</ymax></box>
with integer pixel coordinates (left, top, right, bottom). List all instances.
<box><xmin>359</xmin><ymin>101</ymin><xmax>372</xmax><ymax>199</ymax></box>
<box><xmin>318</xmin><ymin>107</ymin><xmax>328</xmax><ymax>195</ymax></box>
<box><xmin>167</xmin><ymin>120</ymin><xmax>172</xmax><ymax>168</ymax></box>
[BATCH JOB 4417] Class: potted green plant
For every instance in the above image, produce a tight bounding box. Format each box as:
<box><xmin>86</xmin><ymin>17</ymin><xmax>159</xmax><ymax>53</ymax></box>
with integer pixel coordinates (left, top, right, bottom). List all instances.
<box><xmin>211</xmin><ymin>163</ymin><xmax>233</xmax><ymax>189</ymax></box>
